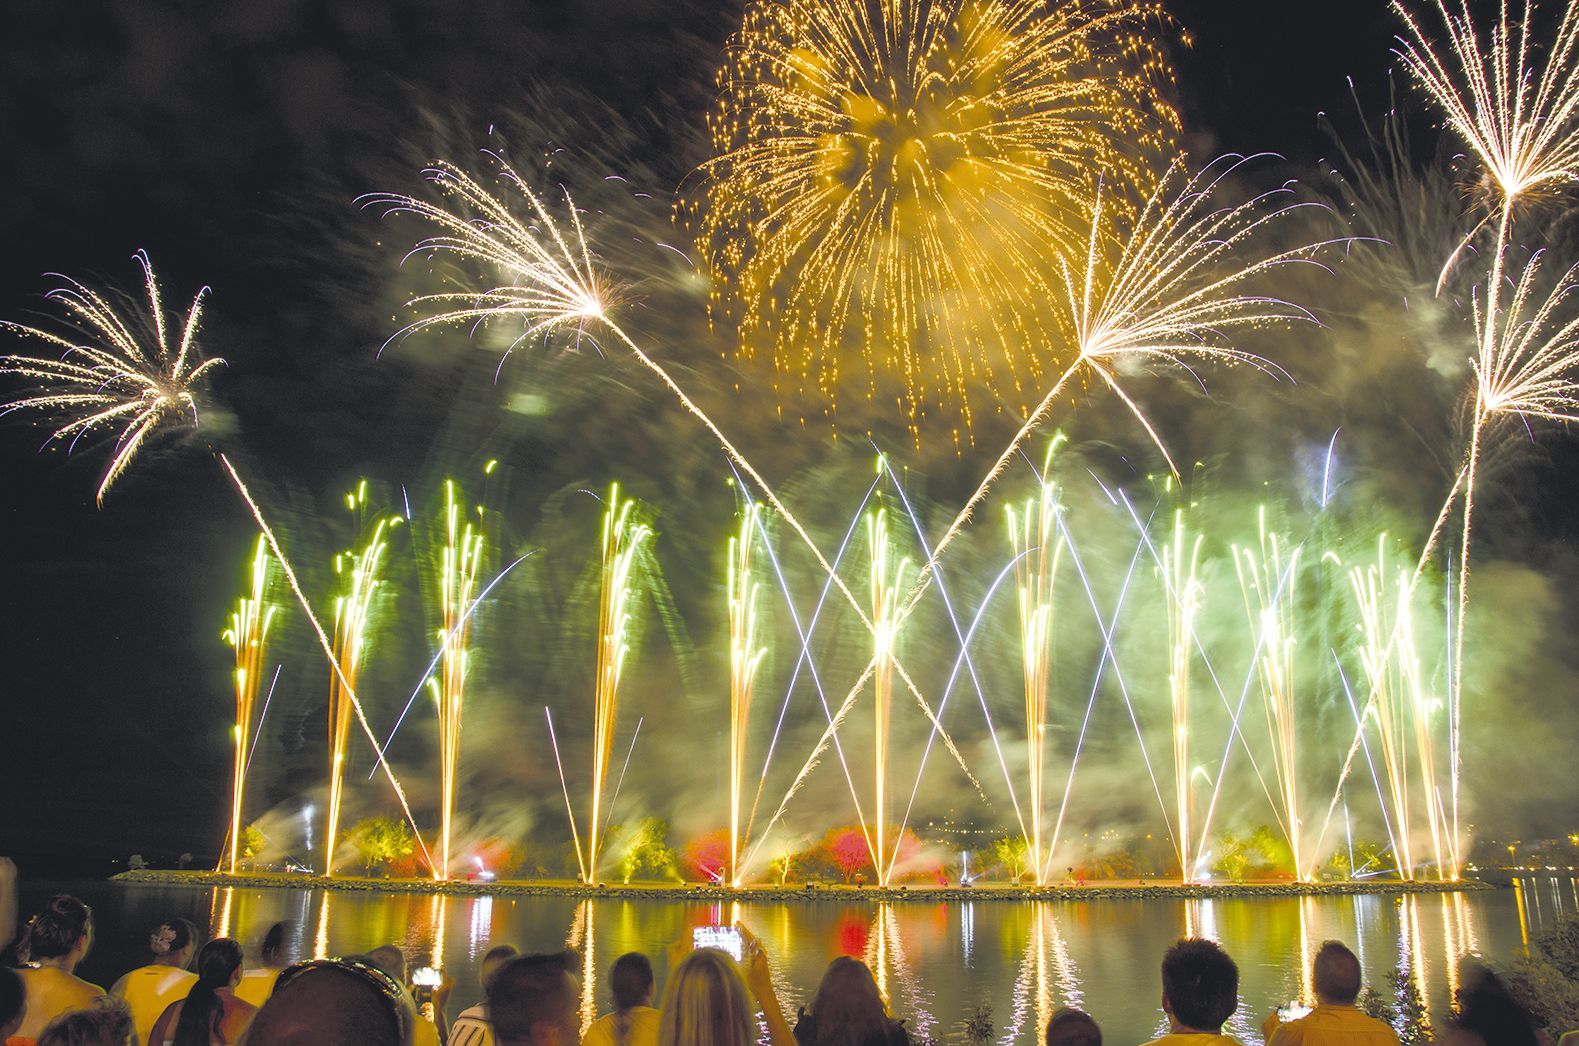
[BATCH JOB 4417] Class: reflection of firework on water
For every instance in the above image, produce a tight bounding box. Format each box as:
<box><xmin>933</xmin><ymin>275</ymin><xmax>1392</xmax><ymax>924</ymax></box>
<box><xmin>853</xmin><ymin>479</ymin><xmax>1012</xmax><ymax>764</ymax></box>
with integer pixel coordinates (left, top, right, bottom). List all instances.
<box><xmin>1231</xmin><ymin>511</ymin><xmax>1305</xmax><ymax>879</ymax></box>
<box><xmin>727</xmin><ymin>500</ymin><xmax>766</xmax><ymax>887</ymax></box>
<box><xmin>221</xmin><ymin>537</ymin><xmax>278</xmax><ymax>875</ymax></box>
<box><xmin>693</xmin><ymin>0</ymin><xmax>1178</xmax><ymax>439</ymax></box>
<box><xmin>325</xmin><ymin>491</ymin><xmax>394</xmax><ymax>878</ymax></box>
<box><xmin>431</xmin><ymin>478</ymin><xmax>485</xmax><ymax>881</ymax></box>
<box><xmin>0</xmin><ymin>251</ymin><xmax>224</xmax><ymax>504</ymax></box>
<box><xmin>1006</xmin><ymin>438</ymin><xmax>1066</xmax><ymax>885</ymax></box>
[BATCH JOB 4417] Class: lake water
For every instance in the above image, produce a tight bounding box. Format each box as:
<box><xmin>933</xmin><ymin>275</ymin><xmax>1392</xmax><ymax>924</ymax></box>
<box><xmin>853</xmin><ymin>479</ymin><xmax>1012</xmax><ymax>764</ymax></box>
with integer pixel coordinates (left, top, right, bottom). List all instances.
<box><xmin>17</xmin><ymin>878</ymin><xmax>1578</xmax><ymax>1046</ymax></box>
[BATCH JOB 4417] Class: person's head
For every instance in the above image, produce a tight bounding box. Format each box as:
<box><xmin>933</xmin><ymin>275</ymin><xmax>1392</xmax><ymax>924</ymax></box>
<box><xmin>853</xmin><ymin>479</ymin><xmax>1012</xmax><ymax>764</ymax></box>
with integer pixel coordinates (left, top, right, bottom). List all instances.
<box><xmin>22</xmin><ymin>895</ymin><xmax>93</xmax><ymax>967</ymax></box>
<box><xmin>366</xmin><ymin>945</ymin><xmax>408</xmax><ymax>984</ymax></box>
<box><xmin>480</xmin><ymin>944</ymin><xmax>520</xmax><ymax>990</ymax></box>
<box><xmin>0</xmin><ymin>967</ymin><xmax>24</xmax><ymax>1041</ymax></box>
<box><xmin>804</xmin><ymin>957</ymin><xmax>889</xmax><ymax>1046</ymax></box>
<box><xmin>149</xmin><ymin>917</ymin><xmax>199</xmax><ymax>968</ymax></box>
<box><xmin>1160</xmin><ymin>938</ymin><xmax>1239</xmax><ymax>1034</ymax></box>
<box><xmin>240</xmin><ymin>958</ymin><xmax>413</xmax><ymax>1046</ymax></box>
<box><xmin>172</xmin><ymin>939</ymin><xmax>245</xmax><ymax>1046</ymax></box>
<box><xmin>260</xmin><ymin>922</ymin><xmax>290</xmax><ymax>968</ymax></box>
<box><xmin>610</xmin><ymin>952</ymin><xmax>655</xmax><ymax>1012</ymax></box>
<box><xmin>1046</xmin><ymin>1007</ymin><xmax>1102</xmax><ymax>1046</ymax></box>
<box><xmin>35</xmin><ymin>997</ymin><xmax>135</xmax><ymax>1046</ymax></box>
<box><xmin>487</xmin><ymin>951</ymin><xmax>580</xmax><ymax>1046</ymax></box>
<box><xmin>1453</xmin><ymin>958</ymin><xmax>1541</xmax><ymax>1046</ymax></box>
<box><xmin>1312</xmin><ymin>941</ymin><xmax>1363</xmax><ymax>1006</ymax></box>
<box><xmin>657</xmin><ymin>948</ymin><xmax>755</xmax><ymax>1046</ymax></box>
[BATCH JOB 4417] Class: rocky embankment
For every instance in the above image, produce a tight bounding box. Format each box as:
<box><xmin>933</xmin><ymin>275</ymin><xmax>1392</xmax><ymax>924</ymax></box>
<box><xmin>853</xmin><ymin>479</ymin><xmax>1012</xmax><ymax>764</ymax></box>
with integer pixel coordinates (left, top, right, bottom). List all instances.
<box><xmin>112</xmin><ymin>870</ymin><xmax>1495</xmax><ymax>902</ymax></box>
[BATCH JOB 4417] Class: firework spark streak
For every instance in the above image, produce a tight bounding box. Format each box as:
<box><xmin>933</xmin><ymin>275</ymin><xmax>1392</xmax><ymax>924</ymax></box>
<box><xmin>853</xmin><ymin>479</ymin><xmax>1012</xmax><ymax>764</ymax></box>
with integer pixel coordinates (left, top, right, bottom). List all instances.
<box><xmin>0</xmin><ymin>252</ymin><xmax>224</xmax><ymax>503</ymax></box>
<box><xmin>368</xmin><ymin>154</ymin><xmax>978</xmax><ymax>796</ymax></box>
<box><xmin>692</xmin><ymin>0</ymin><xmax>1178</xmax><ymax>438</ymax></box>
<box><xmin>0</xmin><ymin>257</ymin><xmax>431</xmax><ymax>869</ymax></box>
<box><xmin>891</xmin><ymin>155</ymin><xmax>1335</xmax><ymax>655</ymax></box>
<box><xmin>1392</xmin><ymin>0</ymin><xmax>1579</xmax><ymax>288</ymax></box>
<box><xmin>1232</xmin><ymin>511</ymin><xmax>1306</xmax><ymax>878</ymax></box>
<box><xmin>221</xmin><ymin>538</ymin><xmax>278</xmax><ymax>874</ymax></box>
<box><xmin>431</xmin><ymin>479</ymin><xmax>485</xmax><ymax>881</ymax></box>
<box><xmin>1006</xmin><ymin>439</ymin><xmax>1067</xmax><ymax>884</ymax></box>
<box><xmin>726</xmin><ymin>500</ymin><xmax>766</xmax><ymax>886</ymax></box>
<box><xmin>324</xmin><ymin>493</ymin><xmax>393</xmax><ymax>878</ymax></box>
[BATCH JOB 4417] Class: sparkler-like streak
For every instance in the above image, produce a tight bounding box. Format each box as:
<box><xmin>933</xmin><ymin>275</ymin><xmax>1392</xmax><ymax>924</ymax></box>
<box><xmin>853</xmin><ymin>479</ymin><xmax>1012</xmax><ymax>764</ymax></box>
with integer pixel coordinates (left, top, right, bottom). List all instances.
<box><xmin>726</xmin><ymin>501</ymin><xmax>766</xmax><ymax>886</ymax></box>
<box><xmin>324</xmin><ymin>494</ymin><xmax>394</xmax><ymax>878</ymax></box>
<box><xmin>892</xmin><ymin>155</ymin><xmax>1334</xmax><ymax>650</ymax></box>
<box><xmin>1006</xmin><ymin>439</ymin><xmax>1067</xmax><ymax>884</ymax></box>
<box><xmin>1161</xmin><ymin>512</ymin><xmax>1205</xmax><ymax>882</ymax></box>
<box><xmin>1396</xmin><ymin>0</ymin><xmax>1579</xmax><ymax>874</ymax></box>
<box><xmin>692</xmin><ymin>0</ymin><xmax>1179</xmax><ymax>438</ymax></box>
<box><xmin>1231</xmin><ymin>511</ymin><xmax>1306</xmax><ymax>879</ymax></box>
<box><xmin>431</xmin><ymin>479</ymin><xmax>485</xmax><ymax>881</ymax></box>
<box><xmin>0</xmin><ymin>257</ymin><xmax>432</xmax><ymax>871</ymax></box>
<box><xmin>582</xmin><ymin>484</ymin><xmax>650</xmax><ymax>883</ymax></box>
<box><xmin>867</xmin><ymin>506</ymin><xmax>911</xmax><ymax>887</ymax></box>
<box><xmin>0</xmin><ymin>252</ymin><xmax>223</xmax><ymax>503</ymax></box>
<box><xmin>367</xmin><ymin>154</ymin><xmax>979</xmax><ymax>799</ymax></box>
<box><xmin>221</xmin><ymin>538</ymin><xmax>278</xmax><ymax>874</ymax></box>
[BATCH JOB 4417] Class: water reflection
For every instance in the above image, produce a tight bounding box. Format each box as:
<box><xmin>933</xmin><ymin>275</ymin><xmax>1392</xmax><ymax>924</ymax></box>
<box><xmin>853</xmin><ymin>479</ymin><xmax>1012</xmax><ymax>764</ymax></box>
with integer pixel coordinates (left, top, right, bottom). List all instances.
<box><xmin>38</xmin><ymin>880</ymin><xmax>1560</xmax><ymax>1046</ymax></box>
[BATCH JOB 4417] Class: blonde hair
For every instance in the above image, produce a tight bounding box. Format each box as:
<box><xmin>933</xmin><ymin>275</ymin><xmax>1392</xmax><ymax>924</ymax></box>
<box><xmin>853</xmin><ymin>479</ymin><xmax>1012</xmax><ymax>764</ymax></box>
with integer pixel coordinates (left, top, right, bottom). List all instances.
<box><xmin>657</xmin><ymin>949</ymin><xmax>755</xmax><ymax>1046</ymax></box>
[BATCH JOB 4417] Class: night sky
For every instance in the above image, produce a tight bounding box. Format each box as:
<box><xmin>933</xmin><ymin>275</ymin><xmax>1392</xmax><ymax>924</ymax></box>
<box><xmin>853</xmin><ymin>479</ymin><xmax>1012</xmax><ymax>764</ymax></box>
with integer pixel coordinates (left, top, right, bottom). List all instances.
<box><xmin>1</xmin><ymin>0</ymin><xmax>1570</xmax><ymax>872</ymax></box>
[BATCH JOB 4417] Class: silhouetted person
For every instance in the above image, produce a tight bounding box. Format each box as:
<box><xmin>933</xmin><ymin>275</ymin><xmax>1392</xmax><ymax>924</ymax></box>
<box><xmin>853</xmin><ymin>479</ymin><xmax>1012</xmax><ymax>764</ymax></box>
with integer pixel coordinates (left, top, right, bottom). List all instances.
<box><xmin>1264</xmin><ymin>941</ymin><xmax>1399</xmax><ymax>1046</ymax></box>
<box><xmin>34</xmin><ymin>997</ymin><xmax>135</xmax><ymax>1046</ymax></box>
<box><xmin>584</xmin><ymin>952</ymin><xmax>661</xmax><ymax>1046</ymax></box>
<box><xmin>234</xmin><ymin>923</ymin><xmax>290</xmax><ymax>1009</ymax></box>
<box><xmin>486</xmin><ymin>951</ymin><xmax>580</xmax><ymax>1046</ymax></box>
<box><xmin>1045</xmin><ymin>1007</ymin><xmax>1101</xmax><ymax>1046</ymax></box>
<box><xmin>13</xmin><ymin>895</ymin><xmax>103</xmax><ymax>1042</ymax></box>
<box><xmin>111</xmin><ymin>917</ymin><xmax>198</xmax><ymax>1046</ymax></box>
<box><xmin>149</xmin><ymin>938</ymin><xmax>258</xmax><ymax>1046</ymax></box>
<box><xmin>238</xmin><ymin>958</ymin><xmax>413</xmax><ymax>1046</ymax></box>
<box><xmin>449</xmin><ymin>944</ymin><xmax>519</xmax><ymax>1046</ymax></box>
<box><xmin>1441</xmin><ymin>959</ymin><xmax>1548</xmax><ymax>1046</ymax></box>
<box><xmin>1142</xmin><ymin>938</ymin><xmax>1242</xmax><ymax>1046</ymax></box>
<box><xmin>794</xmin><ymin>957</ymin><xmax>908</xmax><ymax>1046</ymax></box>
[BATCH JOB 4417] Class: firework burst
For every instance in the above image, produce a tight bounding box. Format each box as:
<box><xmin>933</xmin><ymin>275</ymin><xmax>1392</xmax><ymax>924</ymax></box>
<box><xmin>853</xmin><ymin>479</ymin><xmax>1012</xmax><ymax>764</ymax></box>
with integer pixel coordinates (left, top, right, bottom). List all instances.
<box><xmin>692</xmin><ymin>0</ymin><xmax>1178</xmax><ymax>440</ymax></box>
<box><xmin>0</xmin><ymin>251</ymin><xmax>225</xmax><ymax>503</ymax></box>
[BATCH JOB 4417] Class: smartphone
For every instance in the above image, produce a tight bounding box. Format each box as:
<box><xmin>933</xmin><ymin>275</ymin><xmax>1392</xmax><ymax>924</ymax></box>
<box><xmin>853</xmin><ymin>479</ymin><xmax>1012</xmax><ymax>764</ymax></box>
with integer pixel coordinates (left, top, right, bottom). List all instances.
<box><xmin>410</xmin><ymin>965</ymin><xmax>440</xmax><ymax>1004</ymax></box>
<box><xmin>692</xmin><ymin>925</ymin><xmax>744</xmax><ymax>962</ymax></box>
<box><xmin>1277</xmin><ymin>1002</ymin><xmax>1313</xmax><ymax>1022</ymax></box>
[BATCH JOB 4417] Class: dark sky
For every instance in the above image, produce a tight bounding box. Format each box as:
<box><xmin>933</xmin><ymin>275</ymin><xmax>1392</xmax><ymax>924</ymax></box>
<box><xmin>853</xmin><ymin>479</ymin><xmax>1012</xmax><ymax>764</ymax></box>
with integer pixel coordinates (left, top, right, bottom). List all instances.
<box><xmin>0</xmin><ymin>0</ymin><xmax>1553</xmax><ymax>870</ymax></box>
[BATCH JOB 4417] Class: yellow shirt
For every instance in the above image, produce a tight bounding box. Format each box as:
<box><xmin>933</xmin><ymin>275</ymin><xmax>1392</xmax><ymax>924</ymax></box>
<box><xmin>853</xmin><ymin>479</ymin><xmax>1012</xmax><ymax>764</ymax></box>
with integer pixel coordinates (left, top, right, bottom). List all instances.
<box><xmin>234</xmin><ymin>967</ymin><xmax>281</xmax><ymax>1008</ymax></box>
<box><xmin>110</xmin><ymin>964</ymin><xmax>197</xmax><ymax>1046</ymax></box>
<box><xmin>582</xmin><ymin>1007</ymin><xmax>661</xmax><ymax>1046</ymax></box>
<box><xmin>1267</xmin><ymin>1005</ymin><xmax>1401</xmax><ymax>1046</ymax></box>
<box><xmin>1142</xmin><ymin>1033</ymin><xmax>1243</xmax><ymax>1046</ymax></box>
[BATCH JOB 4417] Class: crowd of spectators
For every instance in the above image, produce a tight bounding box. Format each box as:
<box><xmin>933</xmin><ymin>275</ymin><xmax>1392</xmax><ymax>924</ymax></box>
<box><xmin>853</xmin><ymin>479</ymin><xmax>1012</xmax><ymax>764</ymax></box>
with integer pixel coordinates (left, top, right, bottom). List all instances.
<box><xmin>0</xmin><ymin>861</ymin><xmax>1554</xmax><ymax>1046</ymax></box>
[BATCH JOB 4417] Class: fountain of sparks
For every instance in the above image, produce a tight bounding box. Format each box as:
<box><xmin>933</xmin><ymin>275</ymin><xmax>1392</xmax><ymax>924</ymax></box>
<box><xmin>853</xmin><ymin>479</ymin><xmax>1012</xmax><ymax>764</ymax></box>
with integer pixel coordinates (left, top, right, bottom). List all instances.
<box><xmin>867</xmin><ymin>505</ymin><xmax>912</xmax><ymax>887</ymax></box>
<box><xmin>431</xmin><ymin>478</ymin><xmax>486</xmax><ymax>881</ymax></box>
<box><xmin>1006</xmin><ymin>439</ymin><xmax>1067</xmax><ymax>885</ymax></box>
<box><xmin>1161</xmin><ymin>511</ymin><xmax>1205</xmax><ymax>882</ymax></box>
<box><xmin>325</xmin><ymin>489</ymin><xmax>396</xmax><ymax>878</ymax></box>
<box><xmin>563</xmin><ymin>483</ymin><xmax>650</xmax><ymax>884</ymax></box>
<box><xmin>1231</xmin><ymin>510</ymin><xmax>1306</xmax><ymax>880</ymax></box>
<box><xmin>726</xmin><ymin>499</ymin><xmax>766</xmax><ymax>887</ymax></box>
<box><xmin>220</xmin><ymin>537</ymin><xmax>278</xmax><ymax>874</ymax></box>
<box><xmin>1344</xmin><ymin>538</ymin><xmax>1451</xmax><ymax>882</ymax></box>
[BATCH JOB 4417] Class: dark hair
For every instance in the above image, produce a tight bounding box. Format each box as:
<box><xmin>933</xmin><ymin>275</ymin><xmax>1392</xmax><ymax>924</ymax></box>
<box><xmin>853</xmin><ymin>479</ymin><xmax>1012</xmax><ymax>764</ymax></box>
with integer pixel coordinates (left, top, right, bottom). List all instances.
<box><xmin>258</xmin><ymin>958</ymin><xmax>410</xmax><ymax>1046</ymax></box>
<box><xmin>261</xmin><ymin>922</ymin><xmax>289</xmax><ymax>967</ymax></box>
<box><xmin>1313</xmin><ymin>941</ymin><xmax>1362</xmax><ymax>1005</ymax></box>
<box><xmin>488</xmin><ymin>951</ymin><xmax>578</xmax><ymax>1044</ymax></box>
<box><xmin>172</xmin><ymin>938</ymin><xmax>243</xmax><ymax>1046</ymax></box>
<box><xmin>1452</xmin><ymin>959</ymin><xmax>1542</xmax><ymax>1046</ymax></box>
<box><xmin>0</xmin><ymin>967</ymin><xmax>23</xmax><ymax>1032</ymax></box>
<box><xmin>482</xmin><ymin>944</ymin><xmax>520</xmax><ymax>989</ymax></box>
<box><xmin>36</xmin><ymin>997</ymin><xmax>135</xmax><ymax>1046</ymax></box>
<box><xmin>149</xmin><ymin>918</ymin><xmax>199</xmax><ymax>965</ymax></box>
<box><xmin>611</xmin><ymin>952</ymin><xmax>655</xmax><ymax>1046</ymax></box>
<box><xmin>1161</xmin><ymin>938</ymin><xmax>1239</xmax><ymax>1033</ymax></box>
<box><xmin>22</xmin><ymin>895</ymin><xmax>92</xmax><ymax>962</ymax></box>
<box><xmin>1046</xmin><ymin>1007</ymin><xmax>1102</xmax><ymax>1046</ymax></box>
<box><xmin>801</xmin><ymin>957</ymin><xmax>890</xmax><ymax>1046</ymax></box>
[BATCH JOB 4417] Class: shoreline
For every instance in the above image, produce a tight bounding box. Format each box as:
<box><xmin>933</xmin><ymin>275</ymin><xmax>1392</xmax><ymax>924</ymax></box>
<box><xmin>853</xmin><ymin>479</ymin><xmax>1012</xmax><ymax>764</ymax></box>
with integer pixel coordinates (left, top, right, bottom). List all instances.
<box><xmin>111</xmin><ymin>869</ymin><xmax>1497</xmax><ymax>902</ymax></box>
